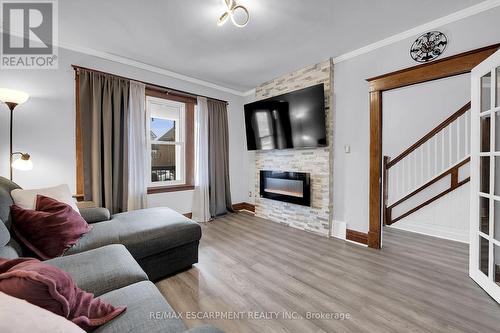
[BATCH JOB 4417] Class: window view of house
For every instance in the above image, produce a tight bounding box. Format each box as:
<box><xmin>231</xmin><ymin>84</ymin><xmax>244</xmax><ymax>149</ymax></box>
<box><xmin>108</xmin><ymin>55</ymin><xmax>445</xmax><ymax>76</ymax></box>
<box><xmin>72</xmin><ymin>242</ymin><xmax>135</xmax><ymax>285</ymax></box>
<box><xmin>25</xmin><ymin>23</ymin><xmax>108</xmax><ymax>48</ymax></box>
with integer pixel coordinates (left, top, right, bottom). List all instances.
<box><xmin>150</xmin><ymin>118</ymin><xmax>177</xmax><ymax>181</ymax></box>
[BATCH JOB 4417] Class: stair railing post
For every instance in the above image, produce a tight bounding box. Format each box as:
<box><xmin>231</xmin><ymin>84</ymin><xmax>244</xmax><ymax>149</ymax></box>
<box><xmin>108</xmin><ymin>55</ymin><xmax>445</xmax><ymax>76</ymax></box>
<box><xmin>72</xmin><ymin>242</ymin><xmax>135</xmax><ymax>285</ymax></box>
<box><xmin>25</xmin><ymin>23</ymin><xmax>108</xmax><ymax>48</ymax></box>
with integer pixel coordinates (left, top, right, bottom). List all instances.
<box><xmin>383</xmin><ymin>156</ymin><xmax>390</xmax><ymax>225</ymax></box>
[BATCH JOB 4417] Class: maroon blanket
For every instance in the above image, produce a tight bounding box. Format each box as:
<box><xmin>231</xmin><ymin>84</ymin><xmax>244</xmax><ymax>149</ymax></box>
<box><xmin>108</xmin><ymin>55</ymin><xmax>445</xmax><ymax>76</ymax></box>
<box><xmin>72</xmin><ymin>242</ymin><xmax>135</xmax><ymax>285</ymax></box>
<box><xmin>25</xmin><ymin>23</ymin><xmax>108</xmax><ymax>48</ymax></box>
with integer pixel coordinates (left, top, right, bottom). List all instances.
<box><xmin>0</xmin><ymin>257</ymin><xmax>126</xmax><ymax>331</ymax></box>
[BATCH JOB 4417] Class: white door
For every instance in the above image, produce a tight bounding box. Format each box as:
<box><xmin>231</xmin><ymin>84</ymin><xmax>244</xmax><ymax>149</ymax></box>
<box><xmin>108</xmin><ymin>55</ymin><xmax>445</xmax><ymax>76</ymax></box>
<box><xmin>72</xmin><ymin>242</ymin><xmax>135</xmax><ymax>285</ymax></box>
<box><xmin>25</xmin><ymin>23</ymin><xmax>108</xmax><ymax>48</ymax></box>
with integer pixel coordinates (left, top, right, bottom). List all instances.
<box><xmin>470</xmin><ymin>49</ymin><xmax>500</xmax><ymax>303</ymax></box>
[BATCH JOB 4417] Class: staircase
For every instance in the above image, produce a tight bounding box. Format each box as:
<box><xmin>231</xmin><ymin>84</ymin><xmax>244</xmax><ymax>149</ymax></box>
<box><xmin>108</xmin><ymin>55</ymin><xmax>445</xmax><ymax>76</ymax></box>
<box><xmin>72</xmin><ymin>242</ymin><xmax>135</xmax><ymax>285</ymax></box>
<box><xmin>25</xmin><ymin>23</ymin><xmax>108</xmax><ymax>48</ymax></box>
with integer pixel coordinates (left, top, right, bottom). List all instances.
<box><xmin>383</xmin><ymin>102</ymin><xmax>471</xmax><ymax>226</ymax></box>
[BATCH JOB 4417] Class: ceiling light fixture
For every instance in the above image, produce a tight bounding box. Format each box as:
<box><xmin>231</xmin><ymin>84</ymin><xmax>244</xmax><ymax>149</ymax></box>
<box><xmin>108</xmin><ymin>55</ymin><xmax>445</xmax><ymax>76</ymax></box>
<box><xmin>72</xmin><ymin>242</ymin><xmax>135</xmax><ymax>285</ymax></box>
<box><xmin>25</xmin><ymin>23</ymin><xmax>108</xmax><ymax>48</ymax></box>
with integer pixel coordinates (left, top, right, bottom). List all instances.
<box><xmin>218</xmin><ymin>0</ymin><xmax>249</xmax><ymax>28</ymax></box>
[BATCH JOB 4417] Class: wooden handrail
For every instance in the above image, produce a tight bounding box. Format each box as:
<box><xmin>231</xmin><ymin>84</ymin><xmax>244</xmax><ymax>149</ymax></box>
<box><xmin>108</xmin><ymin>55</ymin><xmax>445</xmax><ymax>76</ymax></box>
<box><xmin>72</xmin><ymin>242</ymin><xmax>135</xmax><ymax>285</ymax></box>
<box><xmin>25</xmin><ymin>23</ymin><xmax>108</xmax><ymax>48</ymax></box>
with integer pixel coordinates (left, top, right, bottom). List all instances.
<box><xmin>386</xmin><ymin>157</ymin><xmax>470</xmax><ymax>225</ymax></box>
<box><xmin>387</xmin><ymin>157</ymin><xmax>470</xmax><ymax>209</ymax></box>
<box><xmin>389</xmin><ymin>178</ymin><xmax>470</xmax><ymax>225</ymax></box>
<box><xmin>382</xmin><ymin>156</ymin><xmax>390</xmax><ymax>226</ymax></box>
<box><xmin>386</xmin><ymin>101</ymin><xmax>471</xmax><ymax>169</ymax></box>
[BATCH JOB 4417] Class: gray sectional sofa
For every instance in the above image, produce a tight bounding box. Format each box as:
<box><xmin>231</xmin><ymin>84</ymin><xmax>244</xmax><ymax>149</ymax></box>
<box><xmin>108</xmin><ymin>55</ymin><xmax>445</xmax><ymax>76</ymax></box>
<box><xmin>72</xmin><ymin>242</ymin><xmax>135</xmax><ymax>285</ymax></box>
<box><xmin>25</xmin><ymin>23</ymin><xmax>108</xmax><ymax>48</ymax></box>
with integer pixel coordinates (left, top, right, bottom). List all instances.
<box><xmin>70</xmin><ymin>206</ymin><xmax>202</xmax><ymax>281</ymax></box>
<box><xmin>0</xmin><ymin>177</ymin><xmax>223</xmax><ymax>333</ymax></box>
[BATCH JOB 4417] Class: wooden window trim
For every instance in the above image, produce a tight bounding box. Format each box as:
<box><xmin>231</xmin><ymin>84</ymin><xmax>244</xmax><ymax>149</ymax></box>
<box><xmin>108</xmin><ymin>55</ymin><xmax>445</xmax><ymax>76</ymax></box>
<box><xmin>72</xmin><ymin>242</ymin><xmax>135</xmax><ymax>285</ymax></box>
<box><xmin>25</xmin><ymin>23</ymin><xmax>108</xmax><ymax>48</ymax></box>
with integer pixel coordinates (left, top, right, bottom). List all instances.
<box><xmin>365</xmin><ymin>43</ymin><xmax>500</xmax><ymax>249</ymax></box>
<box><xmin>146</xmin><ymin>87</ymin><xmax>197</xmax><ymax>105</ymax></box>
<box><xmin>74</xmin><ymin>71</ymin><xmax>197</xmax><ymax>198</ymax></box>
<box><xmin>146</xmin><ymin>89</ymin><xmax>195</xmax><ymax>194</ymax></box>
<box><xmin>75</xmin><ymin>72</ymin><xmax>84</xmax><ymax>198</ymax></box>
<box><xmin>71</xmin><ymin>64</ymin><xmax>228</xmax><ymax>104</ymax></box>
<box><xmin>147</xmin><ymin>184</ymin><xmax>195</xmax><ymax>194</ymax></box>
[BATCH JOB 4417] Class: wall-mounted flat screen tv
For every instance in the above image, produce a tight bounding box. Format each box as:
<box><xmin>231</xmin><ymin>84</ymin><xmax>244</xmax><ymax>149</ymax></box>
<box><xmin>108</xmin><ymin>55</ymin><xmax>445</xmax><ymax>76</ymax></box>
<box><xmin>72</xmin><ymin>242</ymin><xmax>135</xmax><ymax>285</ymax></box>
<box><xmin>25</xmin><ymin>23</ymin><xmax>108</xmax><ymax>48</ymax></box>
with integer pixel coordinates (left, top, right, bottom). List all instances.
<box><xmin>244</xmin><ymin>83</ymin><xmax>326</xmax><ymax>151</ymax></box>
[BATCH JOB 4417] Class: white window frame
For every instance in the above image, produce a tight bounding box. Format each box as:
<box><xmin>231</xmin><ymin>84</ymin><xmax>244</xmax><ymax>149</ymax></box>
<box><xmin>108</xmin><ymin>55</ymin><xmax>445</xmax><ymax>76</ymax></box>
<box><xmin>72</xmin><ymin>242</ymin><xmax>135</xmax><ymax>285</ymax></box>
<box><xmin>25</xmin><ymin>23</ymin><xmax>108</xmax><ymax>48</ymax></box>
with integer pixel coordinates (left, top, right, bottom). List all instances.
<box><xmin>146</xmin><ymin>96</ymin><xmax>186</xmax><ymax>187</ymax></box>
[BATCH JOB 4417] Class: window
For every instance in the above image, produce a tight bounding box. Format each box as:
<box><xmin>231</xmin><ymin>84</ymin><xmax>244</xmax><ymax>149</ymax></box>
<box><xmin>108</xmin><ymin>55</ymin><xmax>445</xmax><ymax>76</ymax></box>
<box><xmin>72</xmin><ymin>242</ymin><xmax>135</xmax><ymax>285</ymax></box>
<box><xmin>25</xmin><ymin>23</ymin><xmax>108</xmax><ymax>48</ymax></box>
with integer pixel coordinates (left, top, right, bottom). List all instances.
<box><xmin>74</xmin><ymin>67</ymin><xmax>196</xmax><ymax>197</ymax></box>
<box><xmin>146</xmin><ymin>96</ymin><xmax>187</xmax><ymax>187</ymax></box>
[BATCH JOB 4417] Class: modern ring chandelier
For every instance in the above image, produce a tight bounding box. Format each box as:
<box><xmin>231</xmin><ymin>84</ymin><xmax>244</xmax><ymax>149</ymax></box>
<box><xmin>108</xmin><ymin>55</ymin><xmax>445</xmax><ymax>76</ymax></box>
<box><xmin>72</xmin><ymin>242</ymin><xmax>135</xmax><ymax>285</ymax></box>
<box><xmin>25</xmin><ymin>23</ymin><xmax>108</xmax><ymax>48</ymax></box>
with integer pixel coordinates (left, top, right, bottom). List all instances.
<box><xmin>218</xmin><ymin>0</ymin><xmax>249</xmax><ymax>28</ymax></box>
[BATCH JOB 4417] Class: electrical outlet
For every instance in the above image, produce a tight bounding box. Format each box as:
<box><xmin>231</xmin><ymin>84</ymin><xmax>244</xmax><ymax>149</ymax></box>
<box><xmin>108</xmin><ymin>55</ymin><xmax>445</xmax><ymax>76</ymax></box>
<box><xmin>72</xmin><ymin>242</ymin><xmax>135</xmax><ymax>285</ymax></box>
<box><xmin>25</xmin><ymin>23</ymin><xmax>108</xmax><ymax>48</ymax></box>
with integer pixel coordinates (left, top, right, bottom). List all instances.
<box><xmin>249</xmin><ymin>191</ymin><xmax>253</xmax><ymax>197</ymax></box>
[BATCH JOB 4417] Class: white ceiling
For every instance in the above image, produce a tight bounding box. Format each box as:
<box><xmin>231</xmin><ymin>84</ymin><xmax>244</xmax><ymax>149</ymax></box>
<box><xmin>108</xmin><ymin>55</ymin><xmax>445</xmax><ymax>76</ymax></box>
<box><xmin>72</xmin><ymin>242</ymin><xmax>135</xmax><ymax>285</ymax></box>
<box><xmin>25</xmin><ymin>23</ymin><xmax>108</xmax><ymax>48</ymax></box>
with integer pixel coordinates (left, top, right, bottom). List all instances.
<box><xmin>60</xmin><ymin>0</ymin><xmax>484</xmax><ymax>92</ymax></box>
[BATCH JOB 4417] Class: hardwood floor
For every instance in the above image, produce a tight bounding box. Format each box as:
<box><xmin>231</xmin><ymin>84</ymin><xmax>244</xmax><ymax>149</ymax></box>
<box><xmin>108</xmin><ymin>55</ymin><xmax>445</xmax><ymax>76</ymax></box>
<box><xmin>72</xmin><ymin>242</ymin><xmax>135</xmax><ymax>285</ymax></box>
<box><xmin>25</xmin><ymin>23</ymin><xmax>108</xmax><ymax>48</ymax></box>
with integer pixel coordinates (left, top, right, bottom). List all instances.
<box><xmin>156</xmin><ymin>212</ymin><xmax>500</xmax><ymax>333</ymax></box>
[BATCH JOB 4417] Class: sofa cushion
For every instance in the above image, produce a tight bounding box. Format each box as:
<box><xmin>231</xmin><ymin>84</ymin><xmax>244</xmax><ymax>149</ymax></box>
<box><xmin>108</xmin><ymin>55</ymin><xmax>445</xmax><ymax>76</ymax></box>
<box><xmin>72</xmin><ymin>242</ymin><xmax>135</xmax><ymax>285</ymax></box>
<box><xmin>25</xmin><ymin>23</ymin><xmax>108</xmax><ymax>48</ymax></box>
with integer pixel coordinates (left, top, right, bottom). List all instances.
<box><xmin>0</xmin><ymin>221</ymin><xmax>9</xmax><ymax>248</ymax></box>
<box><xmin>95</xmin><ymin>281</ymin><xmax>186</xmax><ymax>333</ymax></box>
<box><xmin>0</xmin><ymin>240</ymin><xmax>22</xmax><ymax>259</ymax></box>
<box><xmin>65</xmin><ymin>221</ymin><xmax>120</xmax><ymax>256</ymax></box>
<box><xmin>46</xmin><ymin>244</ymin><xmax>148</xmax><ymax>297</ymax></box>
<box><xmin>80</xmin><ymin>207</ymin><xmax>111</xmax><ymax>224</ymax></box>
<box><xmin>67</xmin><ymin>208</ymin><xmax>201</xmax><ymax>260</ymax></box>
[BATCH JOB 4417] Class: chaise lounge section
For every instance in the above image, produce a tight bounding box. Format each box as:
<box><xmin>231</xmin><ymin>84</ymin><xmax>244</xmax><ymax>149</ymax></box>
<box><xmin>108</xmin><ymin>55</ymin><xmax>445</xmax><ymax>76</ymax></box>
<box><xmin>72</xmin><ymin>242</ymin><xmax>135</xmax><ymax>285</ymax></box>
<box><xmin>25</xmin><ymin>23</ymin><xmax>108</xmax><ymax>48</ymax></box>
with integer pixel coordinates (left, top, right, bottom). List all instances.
<box><xmin>69</xmin><ymin>207</ymin><xmax>201</xmax><ymax>281</ymax></box>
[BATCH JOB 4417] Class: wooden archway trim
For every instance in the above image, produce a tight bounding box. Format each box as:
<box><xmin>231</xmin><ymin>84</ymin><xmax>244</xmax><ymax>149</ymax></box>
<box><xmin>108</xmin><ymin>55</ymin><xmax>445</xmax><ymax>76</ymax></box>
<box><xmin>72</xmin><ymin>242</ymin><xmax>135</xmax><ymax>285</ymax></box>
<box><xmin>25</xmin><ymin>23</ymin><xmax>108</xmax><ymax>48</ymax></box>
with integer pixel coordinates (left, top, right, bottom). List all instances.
<box><xmin>366</xmin><ymin>43</ymin><xmax>500</xmax><ymax>249</ymax></box>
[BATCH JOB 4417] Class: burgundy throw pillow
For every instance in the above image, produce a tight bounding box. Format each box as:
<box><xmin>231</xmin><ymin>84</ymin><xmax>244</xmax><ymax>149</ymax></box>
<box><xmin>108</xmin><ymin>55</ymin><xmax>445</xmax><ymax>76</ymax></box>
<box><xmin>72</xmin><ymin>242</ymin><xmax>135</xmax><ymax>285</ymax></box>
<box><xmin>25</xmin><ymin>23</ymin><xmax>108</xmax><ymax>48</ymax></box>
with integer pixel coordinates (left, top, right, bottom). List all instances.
<box><xmin>0</xmin><ymin>257</ymin><xmax>126</xmax><ymax>332</ymax></box>
<box><xmin>10</xmin><ymin>195</ymin><xmax>92</xmax><ymax>260</ymax></box>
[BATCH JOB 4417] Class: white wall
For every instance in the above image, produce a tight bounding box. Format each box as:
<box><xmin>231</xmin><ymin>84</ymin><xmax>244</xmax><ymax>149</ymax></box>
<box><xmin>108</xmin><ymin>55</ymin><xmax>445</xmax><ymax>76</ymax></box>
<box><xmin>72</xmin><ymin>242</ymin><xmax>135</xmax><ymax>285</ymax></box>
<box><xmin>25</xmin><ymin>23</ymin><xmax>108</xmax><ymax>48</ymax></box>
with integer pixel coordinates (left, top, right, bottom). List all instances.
<box><xmin>148</xmin><ymin>190</ymin><xmax>194</xmax><ymax>215</ymax></box>
<box><xmin>332</xmin><ymin>6</ymin><xmax>500</xmax><ymax>233</ymax></box>
<box><xmin>382</xmin><ymin>74</ymin><xmax>470</xmax><ymax>158</ymax></box>
<box><xmin>3</xmin><ymin>6</ymin><xmax>500</xmax><ymax>227</ymax></box>
<box><xmin>381</xmin><ymin>74</ymin><xmax>471</xmax><ymax>241</ymax></box>
<box><xmin>0</xmin><ymin>46</ymin><xmax>249</xmax><ymax>213</ymax></box>
<box><xmin>390</xmin><ymin>183</ymin><xmax>470</xmax><ymax>243</ymax></box>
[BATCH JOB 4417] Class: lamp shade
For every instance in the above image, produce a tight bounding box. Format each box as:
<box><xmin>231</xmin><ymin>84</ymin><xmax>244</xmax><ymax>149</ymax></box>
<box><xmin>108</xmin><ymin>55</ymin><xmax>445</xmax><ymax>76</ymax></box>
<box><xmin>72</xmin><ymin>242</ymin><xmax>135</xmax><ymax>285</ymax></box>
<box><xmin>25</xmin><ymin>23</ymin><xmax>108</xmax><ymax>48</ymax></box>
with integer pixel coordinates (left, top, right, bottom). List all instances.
<box><xmin>0</xmin><ymin>88</ymin><xmax>29</xmax><ymax>105</ymax></box>
<box><xmin>11</xmin><ymin>154</ymin><xmax>33</xmax><ymax>171</ymax></box>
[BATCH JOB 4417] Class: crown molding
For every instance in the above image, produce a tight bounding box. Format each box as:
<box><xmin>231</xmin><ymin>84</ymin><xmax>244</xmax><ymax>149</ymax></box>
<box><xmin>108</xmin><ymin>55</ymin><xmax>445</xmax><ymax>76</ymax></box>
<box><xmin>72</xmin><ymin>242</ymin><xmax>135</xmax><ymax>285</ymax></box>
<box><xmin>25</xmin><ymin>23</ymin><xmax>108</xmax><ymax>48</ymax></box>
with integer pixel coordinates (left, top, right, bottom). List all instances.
<box><xmin>244</xmin><ymin>0</ymin><xmax>500</xmax><ymax>94</ymax></box>
<box><xmin>242</xmin><ymin>89</ymin><xmax>256</xmax><ymax>97</ymax></box>
<box><xmin>58</xmin><ymin>42</ymin><xmax>246</xmax><ymax>96</ymax></box>
<box><xmin>1</xmin><ymin>0</ymin><xmax>499</xmax><ymax>96</ymax></box>
<box><xmin>0</xmin><ymin>26</ymin><xmax>246</xmax><ymax>96</ymax></box>
<box><xmin>333</xmin><ymin>0</ymin><xmax>500</xmax><ymax>63</ymax></box>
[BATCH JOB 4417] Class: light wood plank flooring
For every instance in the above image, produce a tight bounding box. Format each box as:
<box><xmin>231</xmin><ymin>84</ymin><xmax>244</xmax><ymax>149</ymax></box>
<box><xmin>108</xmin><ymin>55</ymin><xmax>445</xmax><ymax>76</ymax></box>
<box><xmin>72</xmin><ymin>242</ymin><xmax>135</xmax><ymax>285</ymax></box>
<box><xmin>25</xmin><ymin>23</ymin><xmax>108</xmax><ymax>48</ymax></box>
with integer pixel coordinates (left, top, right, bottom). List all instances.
<box><xmin>156</xmin><ymin>212</ymin><xmax>500</xmax><ymax>333</ymax></box>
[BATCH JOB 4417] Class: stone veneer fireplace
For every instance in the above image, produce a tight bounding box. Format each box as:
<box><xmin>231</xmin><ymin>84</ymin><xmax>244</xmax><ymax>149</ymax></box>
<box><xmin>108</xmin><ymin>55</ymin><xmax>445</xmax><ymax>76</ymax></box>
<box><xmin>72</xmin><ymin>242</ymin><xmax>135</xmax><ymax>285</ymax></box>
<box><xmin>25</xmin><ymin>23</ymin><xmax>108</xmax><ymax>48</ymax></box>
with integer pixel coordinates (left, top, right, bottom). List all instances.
<box><xmin>260</xmin><ymin>170</ymin><xmax>311</xmax><ymax>207</ymax></box>
<box><xmin>253</xmin><ymin>59</ymin><xmax>333</xmax><ymax>236</ymax></box>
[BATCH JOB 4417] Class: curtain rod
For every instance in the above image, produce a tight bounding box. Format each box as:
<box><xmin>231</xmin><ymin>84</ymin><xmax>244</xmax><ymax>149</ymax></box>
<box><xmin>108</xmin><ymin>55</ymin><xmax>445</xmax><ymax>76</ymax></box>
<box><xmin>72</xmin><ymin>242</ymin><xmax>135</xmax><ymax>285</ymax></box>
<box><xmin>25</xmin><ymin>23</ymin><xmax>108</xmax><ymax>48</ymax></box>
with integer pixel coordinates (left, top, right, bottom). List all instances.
<box><xmin>71</xmin><ymin>65</ymin><xmax>229</xmax><ymax>105</ymax></box>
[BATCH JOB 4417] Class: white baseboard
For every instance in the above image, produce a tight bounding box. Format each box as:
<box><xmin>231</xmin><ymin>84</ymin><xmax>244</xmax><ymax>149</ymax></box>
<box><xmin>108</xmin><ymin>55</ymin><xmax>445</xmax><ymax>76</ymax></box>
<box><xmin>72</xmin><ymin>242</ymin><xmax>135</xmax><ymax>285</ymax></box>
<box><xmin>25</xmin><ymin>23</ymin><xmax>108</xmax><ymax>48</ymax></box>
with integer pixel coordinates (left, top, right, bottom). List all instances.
<box><xmin>388</xmin><ymin>223</ymin><xmax>469</xmax><ymax>243</ymax></box>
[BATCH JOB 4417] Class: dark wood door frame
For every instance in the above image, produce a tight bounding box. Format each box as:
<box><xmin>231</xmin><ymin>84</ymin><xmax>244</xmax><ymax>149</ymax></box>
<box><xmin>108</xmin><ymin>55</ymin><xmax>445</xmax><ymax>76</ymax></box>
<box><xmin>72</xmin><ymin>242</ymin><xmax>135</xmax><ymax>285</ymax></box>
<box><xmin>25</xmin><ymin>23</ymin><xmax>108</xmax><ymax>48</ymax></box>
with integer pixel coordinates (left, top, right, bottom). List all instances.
<box><xmin>365</xmin><ymin>43</ymin><xmax>500</xmax><ymax>249</ymax></box>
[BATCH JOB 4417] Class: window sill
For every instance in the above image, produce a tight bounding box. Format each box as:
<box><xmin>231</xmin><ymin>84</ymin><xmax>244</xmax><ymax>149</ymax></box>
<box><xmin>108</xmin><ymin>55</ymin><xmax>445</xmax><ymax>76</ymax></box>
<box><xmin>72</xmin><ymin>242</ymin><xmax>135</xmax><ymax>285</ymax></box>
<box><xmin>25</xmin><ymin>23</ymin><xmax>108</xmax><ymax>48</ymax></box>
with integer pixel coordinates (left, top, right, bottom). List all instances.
<box><xmin>147</xmin><ymin>184</ymin><xmax>195</xmax><ymax>194</ymax></box>
<box><xmin>73</xmin><ymin>194</ymin><xmax>85</xmax><ymax>202</ymax></box>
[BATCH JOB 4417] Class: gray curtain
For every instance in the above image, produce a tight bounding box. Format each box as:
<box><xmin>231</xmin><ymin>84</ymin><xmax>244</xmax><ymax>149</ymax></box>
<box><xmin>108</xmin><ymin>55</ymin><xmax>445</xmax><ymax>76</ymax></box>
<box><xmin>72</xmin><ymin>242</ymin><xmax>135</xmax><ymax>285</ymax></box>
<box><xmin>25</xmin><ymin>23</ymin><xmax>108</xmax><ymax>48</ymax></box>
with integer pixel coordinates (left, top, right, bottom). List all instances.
<box><xmin>79</xmin><ymin>70</ymin><xmax>130</xmax><ymax>214</ymax></box>
<box><xmin>207</xmin><ymin>99</ymin><xmax>233</xmax><ymax>217</ymax></box>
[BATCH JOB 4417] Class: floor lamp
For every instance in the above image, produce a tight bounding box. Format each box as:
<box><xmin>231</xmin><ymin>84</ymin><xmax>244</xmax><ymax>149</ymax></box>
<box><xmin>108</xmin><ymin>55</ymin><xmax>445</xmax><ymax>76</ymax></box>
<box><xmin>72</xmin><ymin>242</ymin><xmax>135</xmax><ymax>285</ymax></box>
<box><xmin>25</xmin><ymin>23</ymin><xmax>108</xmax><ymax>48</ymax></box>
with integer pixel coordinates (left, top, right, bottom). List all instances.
<box><xmin>0</xmin><ymin>88</ymin><xmax>32</xmax><ymax>180</ymax></box>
